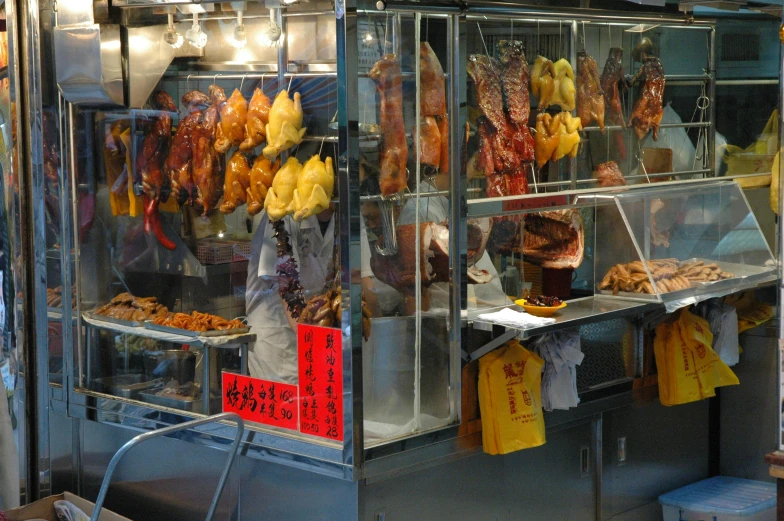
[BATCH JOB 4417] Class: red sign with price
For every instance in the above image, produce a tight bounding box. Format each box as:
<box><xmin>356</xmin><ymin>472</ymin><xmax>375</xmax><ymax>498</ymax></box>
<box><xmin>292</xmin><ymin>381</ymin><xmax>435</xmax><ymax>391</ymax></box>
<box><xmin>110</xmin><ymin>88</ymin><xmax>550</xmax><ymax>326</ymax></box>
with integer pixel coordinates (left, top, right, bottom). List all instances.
<box><xmin>297</xmin><ymin>324</ymin><xmax>343</xmax><ymax>442</ymax></box>
<box><xmin>222</xmin><ymin>373</ymin><xmax>298</xmax><ymax>431</ymax></box>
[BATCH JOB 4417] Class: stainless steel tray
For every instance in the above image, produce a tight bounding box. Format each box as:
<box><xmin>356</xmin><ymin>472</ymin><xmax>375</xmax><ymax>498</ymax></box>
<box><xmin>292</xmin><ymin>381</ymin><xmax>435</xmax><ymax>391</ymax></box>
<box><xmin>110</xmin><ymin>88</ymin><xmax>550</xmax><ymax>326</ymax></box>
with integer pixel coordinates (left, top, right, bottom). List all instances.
<box><xmin>598</xmin><ymin>258</ymin><xmax>775</xmax><ymax>300</ymax></box>
<box><xmin>139</xmin><ymin>390</ymin><xmax>197</xmax><ymax>411</ymax></box>
<box><xmin>91</xmin><ymin>375</ymin><xmax>162</xmax><ymax>399</ymax></box>
<box><xmin>679</xmin><ymin>258</ymin><xmax>775</xmax><ymax>288</ymax></box>
<box><xmin>84</xmin><ymin>311</ymin><xmax>142</xmax><ymax>328</ymax></box>
<box><xmin>143</xmin><ymin>321</ymin><xmax>250</xmax><ymax>338</ymax></box>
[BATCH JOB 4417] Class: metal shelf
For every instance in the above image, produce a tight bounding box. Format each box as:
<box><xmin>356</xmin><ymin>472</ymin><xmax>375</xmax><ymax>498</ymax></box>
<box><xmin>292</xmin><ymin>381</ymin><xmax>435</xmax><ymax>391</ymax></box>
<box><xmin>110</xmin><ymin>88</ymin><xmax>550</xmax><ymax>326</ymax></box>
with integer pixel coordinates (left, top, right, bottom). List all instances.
<box><xmin>82</xmin><ymin>313</ymin><xmax>255</xmax><ymax>349</ymax></box>
<box><xmin>467</xmin><ymin>296</ymin><xmax>660</xmax><ymax>361</ymax></box>
<box><xmin>465</xmin><ymin>173</ymin><xmax>715</xmax><ymax>218</ymax></box>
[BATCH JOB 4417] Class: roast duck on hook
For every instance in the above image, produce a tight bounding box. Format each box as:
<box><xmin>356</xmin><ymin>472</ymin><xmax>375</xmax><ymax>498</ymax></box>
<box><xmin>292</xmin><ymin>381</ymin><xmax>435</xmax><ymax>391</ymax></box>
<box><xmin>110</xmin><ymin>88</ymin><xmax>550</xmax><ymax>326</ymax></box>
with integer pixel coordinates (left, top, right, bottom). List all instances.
<box><xmin>135</xmin><ymin>90</ymin><xmax>178</xmax><ymax>250</ymax></box>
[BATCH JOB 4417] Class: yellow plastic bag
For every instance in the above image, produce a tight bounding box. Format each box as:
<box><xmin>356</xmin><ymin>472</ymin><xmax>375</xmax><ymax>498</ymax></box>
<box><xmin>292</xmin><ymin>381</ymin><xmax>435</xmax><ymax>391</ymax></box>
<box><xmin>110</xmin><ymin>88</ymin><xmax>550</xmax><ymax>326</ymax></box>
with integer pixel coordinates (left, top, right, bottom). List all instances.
<box><xmin>771</xmin><ymin>151</ymin><xmax>780</xmax><ymax>214</ymax></box>
<box><xmin>726</xmin><ymin>292</ymin><xmax>773</xmax><ymax>333</ymax></box>
<box><xmin>655</xmin><ymin>309</ymin><xmax>738</xmax><ymax>406</ymax></box>
<box><xmin>104</xmin><ymin>121</ymin><xmax>131</xmax><ymax>217</ymax></box>
<box><xmin>655</xmin><ymin>317</ymin><xmax>701</xmax><ymax>406</ymax></box>
<box><xmin>479</xmin><ymin>340</ymin><xmax>546</xmax><ymax>455</ymax></box>
<box><xmin>725</xmin><ymin>109</ymin><xmax>777</xmax><ymax>186</ymax></box>
<box><xmin>678</xmin><ymin>308</ymin><xmax>738</xmax><ymax>398</ymax></box>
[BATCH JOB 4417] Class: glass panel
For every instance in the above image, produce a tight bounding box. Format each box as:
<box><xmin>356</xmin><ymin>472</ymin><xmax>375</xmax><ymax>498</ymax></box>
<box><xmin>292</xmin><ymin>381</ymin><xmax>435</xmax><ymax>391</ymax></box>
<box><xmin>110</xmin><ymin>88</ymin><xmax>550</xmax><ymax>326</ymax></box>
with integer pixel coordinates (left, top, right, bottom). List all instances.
<box><xmin>357</xmin><ymin>8</ymin><xmax>457</xmax><ymax>446</ymax></box>
<box><xmin>464</xmin><ymin>18</ymin><xmax>713</xmax><ymax>199</ymax></box>
<box><xmin>590</xmin><ymin>182</ymin><xmax>776</xmax><ymax>309</ymax></box>
<box><xmin>72</xmin><ymin>5</ymin><xmax>344</xmax><ymax>445</ymax></box>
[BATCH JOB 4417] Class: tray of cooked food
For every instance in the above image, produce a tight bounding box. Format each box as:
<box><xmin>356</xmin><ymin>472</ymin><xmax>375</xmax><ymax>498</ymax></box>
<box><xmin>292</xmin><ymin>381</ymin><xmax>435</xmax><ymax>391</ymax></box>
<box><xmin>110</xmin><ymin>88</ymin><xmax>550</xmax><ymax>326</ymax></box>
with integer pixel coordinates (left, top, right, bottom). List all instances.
<box><xmin>138</xmin><ymin>382</ymin><xmax>215</xmax><ymax>412</ymax></box>
<box><xmin>85</xmin><ymin>292</ymin><xmax>169</xmax><ymax>328</ymax></box>
<box><xmin>47</xmin><ymin>285</ymin><xmax>76</xmax><ymax>310</ymax></box>
<box><xmin>143</xmin><ymin>311</ymin><xmax>249</xmax><ymax>337</ymax></box>
<box><xmin>598</xmin><ymin>258</ymin><xmax>773</xmax><ymax>298</ymax></box>
<box><xmin>91</xmin><ymin>375</ymin><xmax>163</xmax><ymax>399</ymax></box>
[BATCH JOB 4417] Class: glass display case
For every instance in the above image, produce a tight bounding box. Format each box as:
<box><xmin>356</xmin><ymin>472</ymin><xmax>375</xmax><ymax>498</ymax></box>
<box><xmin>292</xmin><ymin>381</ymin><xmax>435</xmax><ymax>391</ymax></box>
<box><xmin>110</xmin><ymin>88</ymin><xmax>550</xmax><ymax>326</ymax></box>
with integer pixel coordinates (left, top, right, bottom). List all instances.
<box><xmin>586</xmin><ymin>181</ymin><xmax>775</xmax><ymax>311</ymax></box>
<box><xmin>27</xmin><ymin>0</ymin><xmax>776</xmax><ymax>483</ymax></box>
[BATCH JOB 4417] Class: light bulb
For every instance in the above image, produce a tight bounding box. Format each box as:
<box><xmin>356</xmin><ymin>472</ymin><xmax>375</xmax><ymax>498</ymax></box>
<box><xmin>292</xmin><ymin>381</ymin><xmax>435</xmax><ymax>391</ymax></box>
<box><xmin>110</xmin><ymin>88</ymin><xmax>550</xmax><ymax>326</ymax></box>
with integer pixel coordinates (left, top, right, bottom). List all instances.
<box><xmin>163</xmin><ymin>13</ymin><xmax>183</xmax><ymax>49</ymax></box>
<box><xmin>230</xmin><ymin>10</ymin><xmax>247</xmax><ymax>48</ymax></box>
<box><xmin>185</xmin><ymin>13</ymin><xmax>207</xmax><ymax>49</ymax></box>
<box><xmin>266</xmin><ymin>9</ymin><xmax>282</xmax><ymax>43</ymax></box>
<box><xmin>364</xmin><ymin>33</ymin><xmax>373</xmax><ymax>42</ymax></box>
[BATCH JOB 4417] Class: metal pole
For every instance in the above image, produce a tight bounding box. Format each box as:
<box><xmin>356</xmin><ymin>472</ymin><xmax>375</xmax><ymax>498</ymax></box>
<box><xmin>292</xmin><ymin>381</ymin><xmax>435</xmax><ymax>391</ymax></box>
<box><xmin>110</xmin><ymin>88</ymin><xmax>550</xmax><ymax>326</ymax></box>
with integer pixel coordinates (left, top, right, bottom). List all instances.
<box><xmin>335</xmin><ymin>0</ymin><xmax>363</xmax><ymax>478</ymax></box>
<box><xmin>592</xmin><ymin>414</ymin><xmax>603</xmax><ymax>521</ymax></box>
<box><xmin>777</xmin><ymin>17</ymin><xmax>784</xmax><ymax>451</ymax></box>
<box><xmin>277</xmin><ymin>8</ymin><xmax>287</xmax><ymax>86</ymax></box>
<box><xmin>569</xmin><ymin>20</ymin><xmax>578</xmax><ymax>190</ymax></box>
<box><xmin>707</xmin><ymin>26</ymin><xmax>716</xmax><ymax>176</ymax></box>
<box><xmin>449</xmin><ymin>11</ymin><xmax>466</xmax><ymax>423</ymax></box>
<box><xmin>17</xmin><ymin>0</ymin><xmax>50</xmax><ymax>501</ymax></box>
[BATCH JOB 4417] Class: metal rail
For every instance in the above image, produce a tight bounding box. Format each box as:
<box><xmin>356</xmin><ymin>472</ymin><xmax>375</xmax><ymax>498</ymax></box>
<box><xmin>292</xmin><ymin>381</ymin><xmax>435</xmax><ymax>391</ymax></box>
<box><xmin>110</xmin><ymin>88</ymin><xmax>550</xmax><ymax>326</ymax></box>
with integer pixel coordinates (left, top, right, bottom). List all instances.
<box><xmin>716</xmin><ymin>79</ymin><xmax>779</xmax><ymax>85</ymax></box>
<box><xmin>581</xmin><ymin>121</ymin><xmax>712</xmax><ymax>133</ymax></box>
<box><xmin>162</xmin><ymin>71</ymin><xmax>337</xmax><ymax>80</ymax></box>
<box><xmin>375</xmin><ymin>0</ymin><xmax>714</xmax><ymax>26</ymax></box>
<box><xmin>90</xmin><ymin>413</ymin><xmax>245</xmax><ymax>521</ymax></box>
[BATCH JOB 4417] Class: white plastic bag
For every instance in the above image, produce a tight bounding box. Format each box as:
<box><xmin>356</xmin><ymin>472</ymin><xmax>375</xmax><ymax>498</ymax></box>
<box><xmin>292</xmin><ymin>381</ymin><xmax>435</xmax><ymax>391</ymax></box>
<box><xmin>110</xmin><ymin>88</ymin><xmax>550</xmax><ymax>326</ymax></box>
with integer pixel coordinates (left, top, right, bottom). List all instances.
<box><xmin>693</xmin><ymin>300</ymin><xmax>740</xmax><ymax>367</ymax></box>
<box><xmin>530</xmin><ymin>331</ymin><xmax>584</xmax><ymax>411</ymax></box>
<box><xmin>641</xmin><ymin>104</ymin><xmax>696</xmax><ymax>173</ymax></box>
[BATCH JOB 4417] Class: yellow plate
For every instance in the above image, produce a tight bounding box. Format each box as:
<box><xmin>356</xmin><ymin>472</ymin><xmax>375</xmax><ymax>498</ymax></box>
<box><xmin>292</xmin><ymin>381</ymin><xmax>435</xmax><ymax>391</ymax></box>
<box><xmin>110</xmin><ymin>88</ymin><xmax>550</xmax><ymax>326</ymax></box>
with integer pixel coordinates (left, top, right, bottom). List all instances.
<box><xmin>514</xmin><ymin>299</ymin><xmax>567</xmax><ymax>317</ymax></box>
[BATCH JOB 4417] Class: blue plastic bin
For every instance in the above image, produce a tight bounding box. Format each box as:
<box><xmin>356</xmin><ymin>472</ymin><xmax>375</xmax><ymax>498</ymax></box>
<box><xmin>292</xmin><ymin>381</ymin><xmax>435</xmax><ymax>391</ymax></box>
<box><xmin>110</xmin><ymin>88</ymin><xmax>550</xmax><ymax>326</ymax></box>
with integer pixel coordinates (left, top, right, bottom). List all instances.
<box><xmin>659</xmin><ymin>476</ymin><xmax>776</xmax><ymax>521</ymax></box>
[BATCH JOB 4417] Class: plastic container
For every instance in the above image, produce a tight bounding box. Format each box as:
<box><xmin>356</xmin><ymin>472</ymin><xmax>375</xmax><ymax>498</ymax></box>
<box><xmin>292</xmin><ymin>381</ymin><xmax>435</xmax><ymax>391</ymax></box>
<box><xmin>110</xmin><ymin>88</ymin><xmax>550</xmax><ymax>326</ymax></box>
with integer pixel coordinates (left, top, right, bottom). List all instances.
<box><xmin>659</xmin><ymin>476</ymin><xmax>776</xmax><ymax>521</ymax></box>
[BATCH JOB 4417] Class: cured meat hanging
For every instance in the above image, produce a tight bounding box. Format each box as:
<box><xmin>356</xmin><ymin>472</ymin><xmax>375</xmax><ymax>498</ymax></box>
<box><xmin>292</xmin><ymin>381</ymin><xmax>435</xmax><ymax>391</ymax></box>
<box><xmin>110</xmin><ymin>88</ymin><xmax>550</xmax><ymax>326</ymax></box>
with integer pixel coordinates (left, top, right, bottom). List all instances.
<box><xmin>165</xmin><ymin>91</ymin><xmax>210</xmax><ymax>207</ymax></box>
<box><xmin>600</xmin><ymin>47</ymin><xmax>626</xmax><ymax>127</ymax></box>
<box><xmin>191</xmin><ymin>85</ymin><xmax>226</xmax><ymax>216</ymax></box>
<box><xmin>420</xmin><ymin>42</ymin><xmax>446</xmax><ymax>116</ymax></box>
<box><xmin>552</xmin><ymin>59</ymin><xmax>577</xmax><ymax>112</ymax></box>
<box><xmin>246</xmin><ymin>156</ymin><xmax>279</xmax><ymax>216</ymax></box>
<box><xmin>240</xmin><ymin>87</ymin><xmax>272</xmax><ymax>151</ymax></box>
<box><xmin>595</xmin><ymin>160</ymin><xmax>626</xmax><ymax>187</ymax></box>
<box><xmin>215</xmin><ymin>88</ymin><xmax>248</xmax><ymax>153</ymax></box>
<box><xmin>262</xmin><ymin>89</ymin><xmax>306</xmax><ymax>161</ymax></box>
<box><xmin>371</xmin><ymin>222</ymin><xmax>450</xmax><ymax>291</ymax></box>
<box><xmin>531</xmin><ymin>56</ymin><xmax>556</xmax><ymax>111</ymax></box>
<box><xmin>522</xmin><ymin>209</ymin><xmax>585</xmax><ymax>270</ymax></box>
<box><xmin>535</xmin><ymin>113</ymin><xmax>561</xmax><ymax>169</ymax></box>
<box><xmin>628</xmin><ymin>38</ymin><xmax>666</xmax><ymax>140</ymax></box>
<box><xmin>369</xmin><ymin>54</ymin><xmax>408</xmax><ymax>196</ymax></box>
<box><xmin>467</xmin><ymin>53</ymin><xmax>526</xmax><ymax>192</ymax></box>
<box><xmin>576</xmin><ymin>50</ymin><xmax>605</xmax><ymax>131</ymax></box>
<box><xmin>499</xmin><ymin>40</ymin><xmax>535</xmax><ymax>163</ymax></box>
<box><xmin>219</xmin><ymin>151</ymin><xmax>252</xmax><ymax>214</ymax></box>
<box><xmin>420</xmin><ymin>42</ymin><xmax>449</xmax><ymax>174</ymax></box>
<box><xmin>553</xmin><ymin>112</ymin><xmax>582</xmax><ymax>162</ymax></box>
<box><xmin>135</xmin><ymin>90</ymin><xmax>178</xmax><ymax>250</ymax></box>
<box><xmin>292</xmin><ymin>155</ymin><xmax>335</xmax><ymax>221</ymax></box>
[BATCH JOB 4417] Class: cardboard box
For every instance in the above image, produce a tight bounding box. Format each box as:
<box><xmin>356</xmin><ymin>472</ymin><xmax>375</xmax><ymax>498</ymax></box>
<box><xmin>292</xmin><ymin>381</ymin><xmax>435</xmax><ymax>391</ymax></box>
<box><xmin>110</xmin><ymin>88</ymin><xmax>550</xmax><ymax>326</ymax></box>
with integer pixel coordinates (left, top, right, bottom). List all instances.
<box><xmin>5</xmin><ymin>492</ymin><xmax>132</xmax><ymax>521</ymax></box>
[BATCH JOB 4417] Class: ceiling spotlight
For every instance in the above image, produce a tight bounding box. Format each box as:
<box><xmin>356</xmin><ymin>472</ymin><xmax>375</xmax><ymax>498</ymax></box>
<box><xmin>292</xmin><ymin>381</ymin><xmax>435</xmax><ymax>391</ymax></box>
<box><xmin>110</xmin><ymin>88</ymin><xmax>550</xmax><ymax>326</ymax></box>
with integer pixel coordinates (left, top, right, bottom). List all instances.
<box><xmin>163</xmin><ymin>13</ymin><xmax>183</xmax><ymax>49</ymax></box>
<box><xmin>185</xmin><ymin>12</ymin><xmax>208</xmax><ymax>49</ymax></box>
<box><xmin>230</xmin><ymin>10</ymin><xmax>247</xmax><ymax>48</ymax></box>
<box><xmin>282</xmin><ymin>0</ymin><xmax>299</xmax><ymax>5</ymax></box>
<box><xmin>266</xmin><ymin>8</ymin><xmax>282</xmax><ymax>45</ymax></box>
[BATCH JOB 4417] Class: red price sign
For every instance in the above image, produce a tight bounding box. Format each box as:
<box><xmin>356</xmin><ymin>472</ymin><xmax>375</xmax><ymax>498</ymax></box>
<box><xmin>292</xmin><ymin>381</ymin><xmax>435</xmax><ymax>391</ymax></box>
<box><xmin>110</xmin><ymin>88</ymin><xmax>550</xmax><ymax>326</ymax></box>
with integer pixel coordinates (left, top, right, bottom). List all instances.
<box><xmin>222</xmin><ymin>373</ymin><xmax>298</xmax><ymax>431</ymax></box>
<box><xmin>502</xmin><ymin>194</ymin><xmax>569</xmax><ymax>213</ymax></box>
<box><xmin>297</xmin><ymin>324</ymin><xmax>343</xmax><ymax>442</ymax></box>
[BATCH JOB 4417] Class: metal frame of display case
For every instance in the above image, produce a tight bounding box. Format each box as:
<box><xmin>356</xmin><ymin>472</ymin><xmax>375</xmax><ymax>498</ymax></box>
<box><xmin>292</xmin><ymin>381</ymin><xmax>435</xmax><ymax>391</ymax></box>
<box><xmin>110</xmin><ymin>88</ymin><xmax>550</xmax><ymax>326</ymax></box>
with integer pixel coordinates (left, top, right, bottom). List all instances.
<box><xmin>18</xmin><ymin>0</ymin><xmax>781</xmax><ymax>491</ymax></box>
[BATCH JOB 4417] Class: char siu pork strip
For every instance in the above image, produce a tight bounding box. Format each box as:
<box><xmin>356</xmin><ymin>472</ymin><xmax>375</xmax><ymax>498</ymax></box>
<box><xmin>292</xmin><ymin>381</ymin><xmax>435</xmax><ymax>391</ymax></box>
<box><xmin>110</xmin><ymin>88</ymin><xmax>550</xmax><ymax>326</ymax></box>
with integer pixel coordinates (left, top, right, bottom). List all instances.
<box><xmin>369</xmin><ymin>54</ymin><xmax>408</xmax><ymax>196</ymax></box>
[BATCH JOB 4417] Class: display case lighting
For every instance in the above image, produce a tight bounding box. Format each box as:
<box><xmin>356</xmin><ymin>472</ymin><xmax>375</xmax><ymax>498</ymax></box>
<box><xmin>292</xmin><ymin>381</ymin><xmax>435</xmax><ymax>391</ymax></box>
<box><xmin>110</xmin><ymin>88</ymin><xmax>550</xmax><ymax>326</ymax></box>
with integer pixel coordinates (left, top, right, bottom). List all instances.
<box><xmin>163</xmin><ymin>13</ymin><xmax>184</xmax><ymax>49</ymax></box>
<box><xmin>230</xmin><ymin>10</ymin><xmax>248</xmax><ymax>48</ymax></box>
<box><xmin>185</xmin><ymin>12</ymin><xmax>208</xmax><ymax>49</ymax></box>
